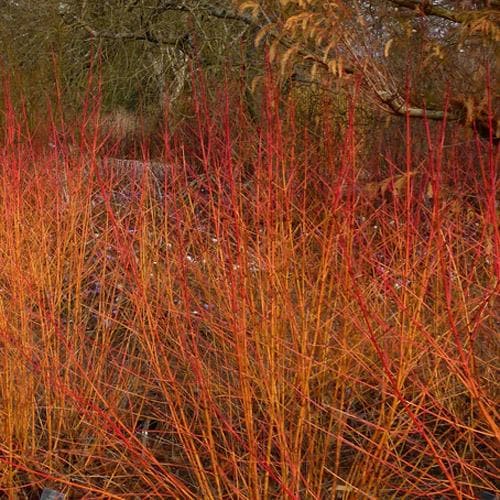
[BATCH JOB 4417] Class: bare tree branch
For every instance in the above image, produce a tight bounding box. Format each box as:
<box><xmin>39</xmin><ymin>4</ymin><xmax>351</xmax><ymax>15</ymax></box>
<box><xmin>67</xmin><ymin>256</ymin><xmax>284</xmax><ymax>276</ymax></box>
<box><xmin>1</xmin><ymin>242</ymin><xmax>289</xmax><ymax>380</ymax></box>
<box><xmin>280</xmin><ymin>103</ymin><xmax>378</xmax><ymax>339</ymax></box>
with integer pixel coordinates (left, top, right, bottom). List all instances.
<box><xmin>377</xmin><ymin>89</ymin><xmax>499</xmax><ymax>142</ymax></box>
<box><xmin>71</xmin><ymin>15</ymin><xmax>191</xmax><ymax>51</ymax></box>
<box><xmin>377</xmin><ymin>90</ymin><xmax>447</xmax><ymax>119</ymax></box>
<box><xmin>151</xmin><ymin>1</ymin><xmax>257</xmax><ymax>26</ymax></box>
<box><xmin>387</xmin><ymin>0</ymin><xmax>499</xmax><ymax>24</ymax></box>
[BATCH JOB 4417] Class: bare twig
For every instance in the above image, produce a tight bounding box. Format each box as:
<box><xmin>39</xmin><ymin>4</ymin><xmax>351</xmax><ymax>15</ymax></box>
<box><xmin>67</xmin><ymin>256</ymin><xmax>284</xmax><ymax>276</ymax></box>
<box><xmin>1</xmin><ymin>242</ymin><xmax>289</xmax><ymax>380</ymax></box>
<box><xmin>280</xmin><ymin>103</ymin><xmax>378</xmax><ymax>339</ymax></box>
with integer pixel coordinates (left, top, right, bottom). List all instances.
<box><xmin>387</xmin><ymin>0</ymin><xmax>499</xmax><ymax>24</ymax></box>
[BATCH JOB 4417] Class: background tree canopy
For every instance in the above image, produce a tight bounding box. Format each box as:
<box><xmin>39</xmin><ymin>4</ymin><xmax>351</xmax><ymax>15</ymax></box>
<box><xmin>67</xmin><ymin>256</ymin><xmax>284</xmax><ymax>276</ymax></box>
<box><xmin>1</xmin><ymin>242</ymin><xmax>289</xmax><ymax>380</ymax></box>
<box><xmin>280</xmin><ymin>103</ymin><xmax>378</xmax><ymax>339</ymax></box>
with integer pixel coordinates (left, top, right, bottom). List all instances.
<box><xmin>0</xmin><ymin>0</ymin><xmax>498</xmax><ymax>140</ymax></box>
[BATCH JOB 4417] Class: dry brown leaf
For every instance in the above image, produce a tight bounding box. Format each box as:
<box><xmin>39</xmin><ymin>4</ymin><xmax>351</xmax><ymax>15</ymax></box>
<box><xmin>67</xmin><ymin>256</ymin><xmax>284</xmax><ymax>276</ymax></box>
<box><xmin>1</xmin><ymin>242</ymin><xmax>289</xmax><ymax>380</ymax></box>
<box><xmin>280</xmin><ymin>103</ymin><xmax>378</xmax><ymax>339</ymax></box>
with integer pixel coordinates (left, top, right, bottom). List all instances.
<box><xmin>280</xmin><ymin>45</ymin><xmax>300</xmax><ymax>76</ymax></box>
<box><xmin>238</xmin><ymin>1</ymin><xmax>260</xmax><ymax>19</ymax></box>
<box><xmin>254</xmin><ymin>24</ymin><xmax>275</xmax><ymax>47</ymax></box>
<box><xmin>384</xmin><ymin>38</ymin><xmax>394</xmax><ymax>58</ymax></box>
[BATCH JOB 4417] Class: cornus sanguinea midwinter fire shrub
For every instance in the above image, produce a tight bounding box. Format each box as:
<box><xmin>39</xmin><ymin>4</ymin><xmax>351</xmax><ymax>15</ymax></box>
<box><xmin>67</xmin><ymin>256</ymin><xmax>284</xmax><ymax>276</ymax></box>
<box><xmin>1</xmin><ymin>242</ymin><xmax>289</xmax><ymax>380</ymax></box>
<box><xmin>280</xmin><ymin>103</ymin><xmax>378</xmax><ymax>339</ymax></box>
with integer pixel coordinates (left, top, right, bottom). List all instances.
<box><xmin>0</xmin><ymin>74</ymin><xmax>498</xmax><ymax>499</ymax></box>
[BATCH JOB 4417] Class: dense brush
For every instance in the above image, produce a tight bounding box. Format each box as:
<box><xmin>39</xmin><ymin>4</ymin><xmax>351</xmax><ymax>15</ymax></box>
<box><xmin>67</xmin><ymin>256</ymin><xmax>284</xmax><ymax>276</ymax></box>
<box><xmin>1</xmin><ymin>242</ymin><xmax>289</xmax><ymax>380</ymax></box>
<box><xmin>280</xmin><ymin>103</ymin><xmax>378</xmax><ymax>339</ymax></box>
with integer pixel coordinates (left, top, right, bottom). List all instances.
<box><xmin>0</xmin><ymin>75</ymin><xmax>498</xmax><ymax>499</ymax></box>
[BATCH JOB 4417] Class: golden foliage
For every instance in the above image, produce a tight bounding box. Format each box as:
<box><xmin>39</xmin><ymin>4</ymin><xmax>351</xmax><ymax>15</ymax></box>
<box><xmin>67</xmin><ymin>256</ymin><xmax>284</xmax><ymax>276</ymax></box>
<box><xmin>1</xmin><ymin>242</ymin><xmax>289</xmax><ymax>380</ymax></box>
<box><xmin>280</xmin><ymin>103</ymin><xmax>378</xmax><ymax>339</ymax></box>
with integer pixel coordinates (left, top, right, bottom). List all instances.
<box><xmin>238</xmin><ymin>1</ymin><xmax>261</xmax><ymax>19</ymax></box>
<box><xmin>384</xmin><ymin>39</ymin><xmax>394</xmax><ymax>59</ymax></box>
<box><xmin>258</xmin><ymin>0</ymin><xmax>345</xmax><ymax>82</ymax></box>
<box><xmin>254</xmin><ymin>24</ymin><xmax>275</xmax><ymax>47</ymax></box>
